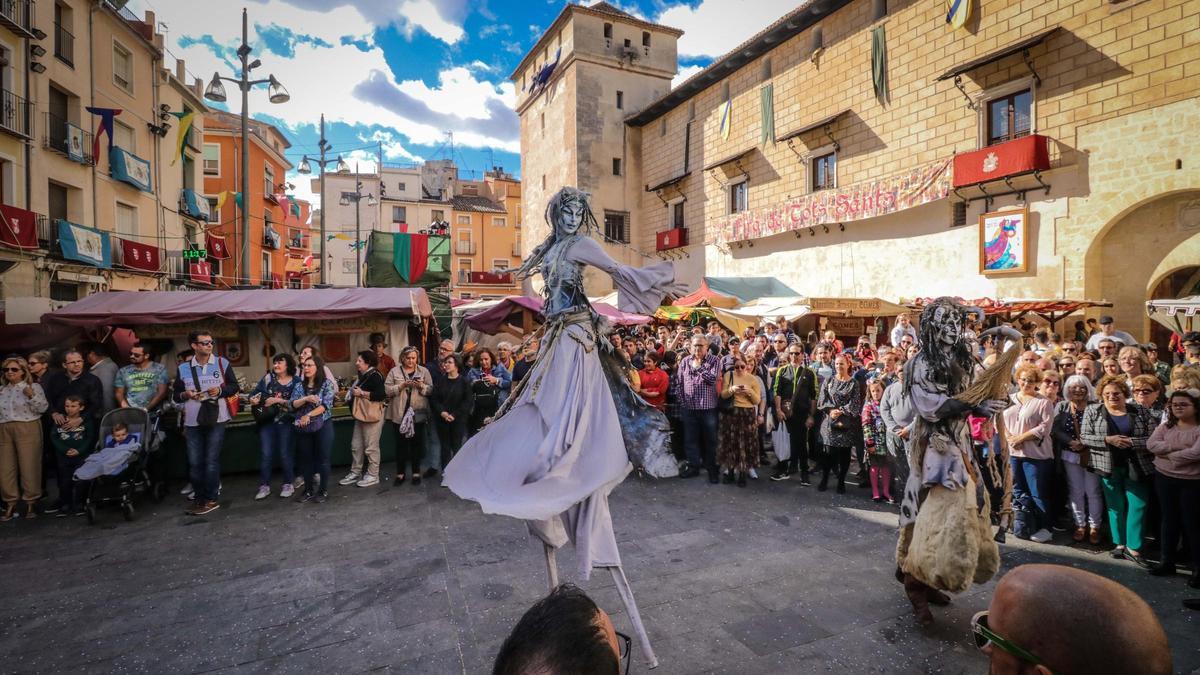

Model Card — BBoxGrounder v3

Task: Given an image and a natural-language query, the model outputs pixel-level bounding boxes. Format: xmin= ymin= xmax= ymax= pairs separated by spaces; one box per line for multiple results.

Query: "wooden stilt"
xmin=543 ymin=543 xmax=559 ymax=592
xmin=607 ymin=565 xmax=658 ymax=669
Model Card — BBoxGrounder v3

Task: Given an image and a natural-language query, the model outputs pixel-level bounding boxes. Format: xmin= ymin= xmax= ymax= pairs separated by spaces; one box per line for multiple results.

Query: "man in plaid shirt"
xmin=677 ymin=335 xmax=721 ymax=482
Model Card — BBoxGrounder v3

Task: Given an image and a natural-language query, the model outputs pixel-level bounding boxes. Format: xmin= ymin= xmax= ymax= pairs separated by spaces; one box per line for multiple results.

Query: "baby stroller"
xmin=77 ymin=407 xmax=166 ymax=524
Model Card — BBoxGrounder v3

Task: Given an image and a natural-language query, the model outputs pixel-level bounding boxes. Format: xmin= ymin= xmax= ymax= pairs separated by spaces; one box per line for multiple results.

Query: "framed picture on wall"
xmin=979 ymin=207 xmax=1029 ymax=275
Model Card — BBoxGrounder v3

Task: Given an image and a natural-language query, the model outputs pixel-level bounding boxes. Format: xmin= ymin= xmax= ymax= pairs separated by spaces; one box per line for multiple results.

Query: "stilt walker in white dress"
xmin=444 ymin=187 xmax=681 ymax=668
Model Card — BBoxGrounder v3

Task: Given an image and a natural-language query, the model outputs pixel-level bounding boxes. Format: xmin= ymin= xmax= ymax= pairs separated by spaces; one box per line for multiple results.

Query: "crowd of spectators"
xmin=2 ymin=314 xmax=1200 ymax=603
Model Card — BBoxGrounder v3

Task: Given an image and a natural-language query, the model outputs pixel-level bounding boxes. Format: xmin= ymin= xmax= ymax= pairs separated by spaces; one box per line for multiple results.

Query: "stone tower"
xmin=511 ymin=2 xmax=681 ymax=291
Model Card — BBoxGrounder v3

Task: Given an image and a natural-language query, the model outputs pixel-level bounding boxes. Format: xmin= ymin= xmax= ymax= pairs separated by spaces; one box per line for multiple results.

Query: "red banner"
xmin=720 ymin=159 xmax=952 ymax=243
xmin=207 ymin=234 xmax=230 ymax=259
xmin=656 ymin=227 xmax=687 ymax=251
xmin=119 ymin=238 xmax=160 ymax=272
xmin=953 ymin=135 xmax=1049 ymax=188
xmin=189 ymin=261 xmax=212 ymax=284
xmin=0 ymin=204 xmax=39 ymax=250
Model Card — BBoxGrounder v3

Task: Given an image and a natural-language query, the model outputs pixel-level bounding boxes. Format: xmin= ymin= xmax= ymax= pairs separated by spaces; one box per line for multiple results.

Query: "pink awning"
xmin=45 ymin=288 xmax=434 ymax=327
xmin=465 ymin=296 xmax=651 ymax=334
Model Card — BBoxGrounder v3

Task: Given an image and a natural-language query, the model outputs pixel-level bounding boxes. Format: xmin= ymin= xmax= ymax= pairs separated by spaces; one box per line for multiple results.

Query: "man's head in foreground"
xmin=493 ymin=584 xmax=624 ymax=675
xmin=978 ymin=564 xmax=1171 ymax=675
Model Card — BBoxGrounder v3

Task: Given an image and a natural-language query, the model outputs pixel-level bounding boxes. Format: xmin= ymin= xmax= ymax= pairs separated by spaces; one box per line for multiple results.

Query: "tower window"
xmin=604 ymin=23 xmax=612 ymax=39
xmin=612 ymin=158 xmax=622 ymax=176
xmin=642 ymin=31 xmax=650 ymax=47
xmin=616 ymin=91 xmax=624 ymax=109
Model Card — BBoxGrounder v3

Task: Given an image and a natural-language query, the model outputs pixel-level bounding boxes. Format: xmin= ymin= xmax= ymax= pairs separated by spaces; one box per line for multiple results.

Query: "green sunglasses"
xmin=971 ymin=611 xmax=1047 ymax=669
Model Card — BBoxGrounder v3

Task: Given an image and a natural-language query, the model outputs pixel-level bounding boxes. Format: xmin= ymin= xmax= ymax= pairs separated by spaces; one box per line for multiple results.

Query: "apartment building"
xmin=517 ymin=0 xmax=1200 ymax=342
xmin=452 ymin=169 xmax=522 ymax=300
xmin=0 ymin=1 xmax=212 ymax=322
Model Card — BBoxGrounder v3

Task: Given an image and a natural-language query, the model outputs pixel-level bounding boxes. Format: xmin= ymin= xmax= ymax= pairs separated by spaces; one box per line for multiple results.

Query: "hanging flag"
xmin=872 ymin=25 xmax=888 ymax=101
xmin=426 ymin=235 xmax=449 ymax=274
xmin=119 ymin=238 xmax=161 ymax=273
xmin=169 ymin=111 xmax=196 ymax=165
xmin=57 ymin=220 xmax=111 ymax=268
xmin=718 ymin=97 xmax=732 ymax=140
xmin=207 ymin=234 xmax=230 ymax=259
xmin=189 ymin=261 xmax=213 ymax=285
xmin=110 ymin=147 xmax=153 ymax=192
xmin=234 ymin=192 xmax=243 ymax=209
xmin=760 ymin=84 xmax=774 ymax=144
xmin=526 ymin=47 xmax=562 ymax=95
xmin=0 ymin=204 xmax=39 ymax=250
xmin=392 ymin=232 xmax=431 ymax=283
xmin=85 ymin=107 xmax=122 ymax=163
xmin=216 ymin=191 xmax=229 ymax=211
xmin=946 ymin=0 xmax=971 ymax=30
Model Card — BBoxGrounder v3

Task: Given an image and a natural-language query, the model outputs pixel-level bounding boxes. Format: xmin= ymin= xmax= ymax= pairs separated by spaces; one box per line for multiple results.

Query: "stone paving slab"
xmin=2 ymin=470 xmax=1198 ymax=673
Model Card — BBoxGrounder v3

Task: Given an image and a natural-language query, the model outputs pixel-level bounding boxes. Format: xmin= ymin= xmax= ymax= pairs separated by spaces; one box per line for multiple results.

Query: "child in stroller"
xmin=74 ymin=407 xmax=165 ymax=523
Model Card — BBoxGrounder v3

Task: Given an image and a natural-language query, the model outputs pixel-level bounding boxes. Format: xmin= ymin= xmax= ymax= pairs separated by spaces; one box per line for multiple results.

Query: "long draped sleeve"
xmin=567 ymin=236 xmax=679 ymax=315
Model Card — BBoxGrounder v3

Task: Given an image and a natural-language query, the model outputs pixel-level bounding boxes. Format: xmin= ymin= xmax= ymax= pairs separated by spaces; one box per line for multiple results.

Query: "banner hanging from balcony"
xmin=392 ymin=233 xmax=430 ymax=283
xmin=119 ymin=239 xmax=160 ymax=273
xmin=0 ymin=204 xmax=39 ymax=250
xmin=57 ymin=219 xmax=111 ymax=268
xmin=180 ymin=189 xmax=211 ymax=221
xmin=66 ymin=124 xmax=86 ymax=163
xmin=110 ymin=147 xmax=153 ymax=192
xmin=719 ymin=158 xmax=953 ymax=243
xmin=207 ymin=234 xmax=230 ymax=259
xmin=189 ymin=261 xmax=212 ymax=285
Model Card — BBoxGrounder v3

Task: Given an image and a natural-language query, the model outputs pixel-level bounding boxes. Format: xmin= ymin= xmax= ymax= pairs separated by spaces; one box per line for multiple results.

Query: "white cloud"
xmin=149 ymin=0 xmax=517 ymax=156
xmin=672 ymin=64 xmax=705 ymax=89
xmin=656 ymin=0 xmax=790 ymax=60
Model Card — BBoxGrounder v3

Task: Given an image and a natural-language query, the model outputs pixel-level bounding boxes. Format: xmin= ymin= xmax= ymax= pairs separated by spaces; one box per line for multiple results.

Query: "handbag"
xmin=294 ymin=383 xmax=327 ymax=434
xmin=191 ymin=363 xmax=221 ymax=427
xmin=251 ymin=374 xmax=279 ymax=425
xmin=351 ymin=372 xmax=385 ymax=423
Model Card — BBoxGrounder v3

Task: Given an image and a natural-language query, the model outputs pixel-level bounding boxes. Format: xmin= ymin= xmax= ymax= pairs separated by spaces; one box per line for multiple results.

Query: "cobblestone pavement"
xmin=2 ymin=469 xmax=1197 ymax=673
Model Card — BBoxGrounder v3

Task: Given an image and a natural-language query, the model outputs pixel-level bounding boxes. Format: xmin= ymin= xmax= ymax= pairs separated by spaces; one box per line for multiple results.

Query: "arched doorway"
xmin=1148 ymin=265 xmax=1200 ymax=353
xmin=1086 ymin=191 xmax=1200 ymax=341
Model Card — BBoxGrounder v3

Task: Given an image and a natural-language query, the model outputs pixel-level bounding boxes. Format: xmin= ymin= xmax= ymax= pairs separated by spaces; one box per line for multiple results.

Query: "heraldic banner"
xmin=719 ymin=158 xmax=953 ymax=243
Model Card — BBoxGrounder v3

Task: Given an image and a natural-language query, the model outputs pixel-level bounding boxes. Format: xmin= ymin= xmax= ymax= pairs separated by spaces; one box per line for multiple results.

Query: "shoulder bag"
xmin=352 ymin=372 xmax=385 ymax=423
xmin=718 ymin=372 xmax=735 ymax=415
xmin=294 ymin=382 xmax=328 ymax=434
xmin=250 ymin=374 xmax=278 ymax=425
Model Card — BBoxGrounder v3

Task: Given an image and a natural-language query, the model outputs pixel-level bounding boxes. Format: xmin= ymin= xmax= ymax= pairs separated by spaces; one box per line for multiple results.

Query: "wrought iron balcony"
xmin=54 ymin=21 xmax=73 ymax=65
xmin=0 ymin=88 xmax=31 ymax=139
xmin=44 ymin=113 xmax=93 ymax=164
xmin=0 ymin=0 xmax=34 ymax=39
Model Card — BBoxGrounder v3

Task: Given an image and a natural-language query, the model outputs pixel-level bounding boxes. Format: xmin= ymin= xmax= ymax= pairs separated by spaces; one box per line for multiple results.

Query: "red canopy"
xmin=465 ymin=296 xmax=651 ymax=334
xmin=45 ymin=288 xmax=434 ymax=327
xmin=672 ymin=279 xmax=740 ymax=308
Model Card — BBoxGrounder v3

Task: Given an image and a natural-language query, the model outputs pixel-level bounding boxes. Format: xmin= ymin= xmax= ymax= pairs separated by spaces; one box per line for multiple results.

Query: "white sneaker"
xmin=293 ymin=477 xmax=305 ymax=490
xmin=280 ymin=484 xmax=295 ymax=498
xmin=355 ymin=475 xmax=379 ymax=488
xmin=180 ymin=482 xmax=193 ymax=496
xmin=338 ymin=472 xmax=362 ymax=486
xmin=314 ymin=474 xmax=321 ymax=487
xmin=748 ymin=468 xmax=759 ymax=479
xmin=1030 ymin=529 xmax=1053 ymax=544
xmin=254 ymin=485 xmax=270 ymax=500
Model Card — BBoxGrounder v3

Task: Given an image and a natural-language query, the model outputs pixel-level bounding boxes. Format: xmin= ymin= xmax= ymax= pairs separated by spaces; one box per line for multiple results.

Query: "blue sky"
xmin=132 ymin=0 xmax=790 ymax=207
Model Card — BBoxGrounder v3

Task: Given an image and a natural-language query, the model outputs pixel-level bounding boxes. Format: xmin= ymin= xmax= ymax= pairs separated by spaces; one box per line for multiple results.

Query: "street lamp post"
xmin=339 ymin=164 xmax=376 ymax=287
xmin=203 ymin=8 xmax=289 ymax=287
xmin=297 ymin=113 xmax=349 ymax=285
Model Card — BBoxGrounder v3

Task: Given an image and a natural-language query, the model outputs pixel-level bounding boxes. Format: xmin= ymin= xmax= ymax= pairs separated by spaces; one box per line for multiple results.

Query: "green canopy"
xmin=366 ymin=232 xmax=452 ymax=335
xmin=702 ymin=276 xmax=799 ymax=302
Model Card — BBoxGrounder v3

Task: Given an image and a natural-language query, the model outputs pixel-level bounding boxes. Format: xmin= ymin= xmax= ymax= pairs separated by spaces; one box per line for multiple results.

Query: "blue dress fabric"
xmin=444 ymin=235 xmax=677 ymax=578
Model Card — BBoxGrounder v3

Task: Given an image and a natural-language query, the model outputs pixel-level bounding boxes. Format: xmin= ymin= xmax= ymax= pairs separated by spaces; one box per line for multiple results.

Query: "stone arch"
xmin=1085 ymin=191 xmax=1200 ymax=340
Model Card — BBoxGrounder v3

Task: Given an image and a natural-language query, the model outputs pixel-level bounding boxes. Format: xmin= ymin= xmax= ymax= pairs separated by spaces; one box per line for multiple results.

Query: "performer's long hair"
xmin=903 ymin=297 xmax=976 ymax=397
xmin=511 ymin=187 xmax=599 ymax=283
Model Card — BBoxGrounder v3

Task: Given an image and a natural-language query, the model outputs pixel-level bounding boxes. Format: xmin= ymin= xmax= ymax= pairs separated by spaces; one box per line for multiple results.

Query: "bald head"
xmin=987 ymin=564 xmax=1171 ymax=675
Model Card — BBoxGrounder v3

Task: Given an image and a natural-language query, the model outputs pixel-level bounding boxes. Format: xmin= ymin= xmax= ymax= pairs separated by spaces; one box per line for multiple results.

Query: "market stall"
xmin=907 ymin=297 xmax=1112 ymax=329
xmin=463 ymin=295 xmax=652 ymax=336
xmin=1146 ymin=295 xmax=1199 ymax=333
xmin=45 ymin=288 xmax=435 ymax=478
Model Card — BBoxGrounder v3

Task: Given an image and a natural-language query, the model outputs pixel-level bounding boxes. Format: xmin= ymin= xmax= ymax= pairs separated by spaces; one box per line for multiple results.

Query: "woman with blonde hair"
xmin=0 ymin=357 xmax=49 ymax=520
xmin=1118 ymin=345 xmax=1152 ymax=383
xmin=1003 ymin=365 xmax=1057 ymax=543
xmin=1081 ymin=375 xmax=1159 ymax=566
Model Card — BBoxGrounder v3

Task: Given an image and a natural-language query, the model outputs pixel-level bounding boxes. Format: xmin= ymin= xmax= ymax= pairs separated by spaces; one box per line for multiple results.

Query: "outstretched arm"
xmin=566 ymin=237 xmax=683 ymax=315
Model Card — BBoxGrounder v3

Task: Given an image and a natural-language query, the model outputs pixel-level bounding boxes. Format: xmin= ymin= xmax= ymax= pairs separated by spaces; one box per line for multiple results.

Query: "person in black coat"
xmin=431 ymin=354 xmax=472 ymax=473
xmin=42 ymin=349 xmax=104 ymax=424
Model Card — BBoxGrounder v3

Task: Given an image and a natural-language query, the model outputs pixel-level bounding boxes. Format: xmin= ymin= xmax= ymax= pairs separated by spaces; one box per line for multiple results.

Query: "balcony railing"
xmin=179 ymin=188 xmax=212 ymax=221
xmin=0 ymin=0 xmax=34 ymax=39
xmin=286 ymin=232 xmax=309 ymax=250
xmin=455 ymin=240 xmax=476 ymax=255
xmin=44 ymin=113 xmax=93 ymax=164
xmin=457 ymin=270 xmax=513 ymax=285
xmin=0 ymin=88 xmax=31 ymax=139
xmin=184 ymin=123 xmax=200 ymax=152
xmin=54 ymin=21 xmax=74 ymax=65
xmin=36 ymin=214 xmax=63 ymax=258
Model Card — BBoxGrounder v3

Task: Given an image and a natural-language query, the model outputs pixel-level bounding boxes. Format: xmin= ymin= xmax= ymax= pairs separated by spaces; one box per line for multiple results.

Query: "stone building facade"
xmin=516 ymin=0 xmax=1200 ymax=342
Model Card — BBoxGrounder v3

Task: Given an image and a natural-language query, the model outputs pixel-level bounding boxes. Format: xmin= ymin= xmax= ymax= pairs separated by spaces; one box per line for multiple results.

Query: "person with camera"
xmin=172 ymin=331 xmax=239 ymax=516
xmin=248 ymin=353 xmax=297 ymax=500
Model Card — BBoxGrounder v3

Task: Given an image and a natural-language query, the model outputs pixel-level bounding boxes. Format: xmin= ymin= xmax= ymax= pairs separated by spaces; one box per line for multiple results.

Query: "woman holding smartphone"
xmin=716 ymin=352 xmax=762 ymax=487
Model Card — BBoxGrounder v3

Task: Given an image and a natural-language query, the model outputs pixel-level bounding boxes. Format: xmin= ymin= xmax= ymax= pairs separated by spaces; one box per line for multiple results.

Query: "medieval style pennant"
xmin=718 ymin=97 xmax=732 ymax=140
xmin=946 ymin=0 xmax=972 ymax=30
xmin=0 ymin=204 xmax=39 ymax=250
xmin=207 ymin=234 xmax=230 ymax=259
xmin=119 ymin=238 xmax=161 ymax=272
xmin=169 ymin=110 xmax=196 ymax=166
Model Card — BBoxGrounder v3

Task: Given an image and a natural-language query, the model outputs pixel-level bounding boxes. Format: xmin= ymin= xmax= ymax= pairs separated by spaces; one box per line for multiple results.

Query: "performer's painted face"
xmin=931 ymin=305 xmax=961 ymax=347
xmin=559 ymin=199 xmax=584 ymax=235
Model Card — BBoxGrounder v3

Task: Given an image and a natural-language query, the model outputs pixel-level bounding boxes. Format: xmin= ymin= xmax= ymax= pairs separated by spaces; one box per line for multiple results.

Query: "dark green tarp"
xmin=365 ymin=232 xmax=452 ymax=336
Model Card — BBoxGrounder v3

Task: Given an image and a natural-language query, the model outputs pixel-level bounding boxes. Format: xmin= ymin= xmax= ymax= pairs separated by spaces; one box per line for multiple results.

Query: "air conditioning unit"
xmin=621 ymin=45 xmax=638 ymax=60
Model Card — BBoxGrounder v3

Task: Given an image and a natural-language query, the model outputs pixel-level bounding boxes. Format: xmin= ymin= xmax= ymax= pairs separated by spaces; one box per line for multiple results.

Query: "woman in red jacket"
xmin=637 ymin=351 xmax=669 ymax=411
